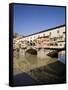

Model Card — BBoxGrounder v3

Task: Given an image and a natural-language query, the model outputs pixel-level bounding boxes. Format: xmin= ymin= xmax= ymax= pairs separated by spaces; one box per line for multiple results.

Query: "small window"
xmin=54 ymin=37 xmax=57 ymax=41
xmin=57 ymin=30 xmax=59 ymax=33
xmin=30 ymin=37 xmax=32 ymax=39
xmin=19 ymin=44 xmax=21 ymax=48
xmin=49 ymin=32 xmax=51 ymax=35
xmin=43 ymin=34 xmax=45 ymax=36
xmin=60 ymin=44 xmax=62 ymax=46
xmin=55 ymin=43 xmax=58 ymax=46
xmin=38 ymin=35 xmax=40 ymax=38
xmin=34 ymin=36 xmax=35 ymax=38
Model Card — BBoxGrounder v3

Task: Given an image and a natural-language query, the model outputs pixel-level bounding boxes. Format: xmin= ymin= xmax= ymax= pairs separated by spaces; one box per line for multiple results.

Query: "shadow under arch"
xmin=25 ymin=48 xmax=37 ymax=64
xmin=25 ymin=48 xmax=37 ymax=55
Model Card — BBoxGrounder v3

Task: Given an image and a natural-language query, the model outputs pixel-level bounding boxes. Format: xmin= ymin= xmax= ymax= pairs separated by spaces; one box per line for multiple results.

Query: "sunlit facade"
xmin=13 ymin=24 xmax=66 ymax=49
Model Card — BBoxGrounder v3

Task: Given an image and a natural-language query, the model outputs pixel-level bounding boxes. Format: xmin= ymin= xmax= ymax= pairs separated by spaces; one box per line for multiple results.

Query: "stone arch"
xmin=25 ymin=48 xmax=37 ymax=55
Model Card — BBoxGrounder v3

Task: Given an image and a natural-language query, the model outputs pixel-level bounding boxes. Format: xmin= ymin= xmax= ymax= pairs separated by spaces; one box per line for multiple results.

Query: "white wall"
xmin=22 ymin=26 xmax=65 ymax=41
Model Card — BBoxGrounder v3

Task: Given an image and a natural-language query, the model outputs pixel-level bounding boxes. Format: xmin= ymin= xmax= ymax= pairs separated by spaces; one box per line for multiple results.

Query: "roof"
xmin=24 ymin=24 xmax=66 ymax=37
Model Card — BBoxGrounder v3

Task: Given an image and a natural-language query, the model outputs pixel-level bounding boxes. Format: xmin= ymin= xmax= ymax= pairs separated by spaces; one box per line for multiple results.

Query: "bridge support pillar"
xmin=19 ymin=48 xmax=25 ymax=58
xmin=37 ymin=48 xmax=51 ymax=59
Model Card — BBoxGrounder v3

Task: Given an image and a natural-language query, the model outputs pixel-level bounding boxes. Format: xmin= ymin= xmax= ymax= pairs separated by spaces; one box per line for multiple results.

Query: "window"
xmin=30 ymin=37 xmax=32 ymax=39
xmin=60 ymin=44 xmax=62 ymax=46
xmin=34 ymin=36 xmax=35 ymax=38
xmin=49 ymin=32 xmax=51 ymax=35
xmin=38 ymin=35 xmax=40 ymax=38
xmin=54 ymin=37 xmax=57 ymax=41
xmin=19 ymin=44 xmax=21 ymax=48
xmin=43 ymin=34 xmax=45 ymax=36
xmin=57 ymin=30 xmax=59 ymax=33
xmin=55 ymin=42 xmax=58 ymax=46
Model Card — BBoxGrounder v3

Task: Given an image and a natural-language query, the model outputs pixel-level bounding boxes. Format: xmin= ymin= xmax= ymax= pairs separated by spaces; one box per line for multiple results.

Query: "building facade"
xmin=13 ymin=24 xmax=66 ymax=49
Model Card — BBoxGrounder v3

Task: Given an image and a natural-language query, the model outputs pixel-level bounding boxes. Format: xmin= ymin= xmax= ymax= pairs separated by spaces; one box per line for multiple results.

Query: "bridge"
xmin=14 ymin=45 xmax=65 ymax=59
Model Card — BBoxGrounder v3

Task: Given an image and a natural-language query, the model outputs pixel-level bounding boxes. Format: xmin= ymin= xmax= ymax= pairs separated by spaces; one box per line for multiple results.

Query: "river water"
xmin=58 ymin=56 xmax=65 ymax=64
xmin=13 ymin=51 xmax=65 ymax=73
xmin=13 ymin=51 xmax=66 ymax=85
